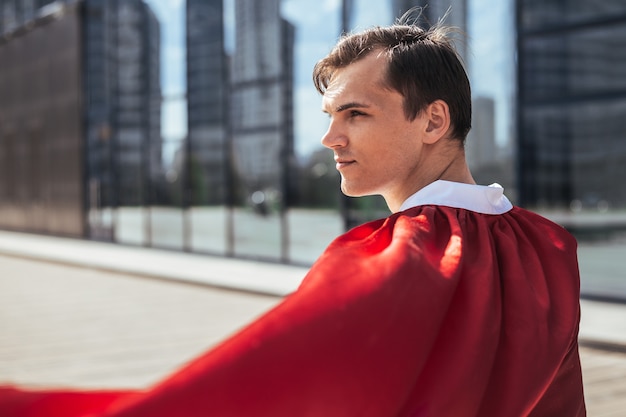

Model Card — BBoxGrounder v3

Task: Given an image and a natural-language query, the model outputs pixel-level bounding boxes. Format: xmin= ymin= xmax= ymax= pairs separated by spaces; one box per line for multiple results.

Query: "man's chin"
xmin=340 ymin=183 xmax=375 ymax=198
xmin=340 ymin=183 xmax=358 ymax=197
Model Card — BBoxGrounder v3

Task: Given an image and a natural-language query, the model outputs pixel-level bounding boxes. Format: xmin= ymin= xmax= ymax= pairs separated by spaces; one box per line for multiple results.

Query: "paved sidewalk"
xmin=0 ymin=230 xmax=624 ymax=348
xmin=0 ymin=254 xmax=283 ymax=389
xmin=0 ymin=230 xmax=307 ymax=296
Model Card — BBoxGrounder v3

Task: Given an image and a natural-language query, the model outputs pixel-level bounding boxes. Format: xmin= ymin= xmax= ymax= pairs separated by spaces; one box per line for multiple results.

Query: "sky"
xmin=142 ymin=0 xmax=186 ymax=161
xmin=468 ymin=0 xmax=515 ymax=148
xmin=142 ymin=0 xmax=515 ymax=162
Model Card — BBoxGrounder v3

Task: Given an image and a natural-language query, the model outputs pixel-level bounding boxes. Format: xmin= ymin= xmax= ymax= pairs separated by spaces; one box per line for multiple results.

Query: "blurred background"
xmin=0 ymin=0 xmax=624 ymax=298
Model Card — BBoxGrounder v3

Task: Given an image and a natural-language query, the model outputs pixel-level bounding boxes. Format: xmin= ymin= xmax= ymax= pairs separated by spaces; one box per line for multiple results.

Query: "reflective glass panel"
xmin=227 ymin=0 xmax=287 ymax=261
xmin=281 ymin=0 xmax=344 ymax=263
xmin=521 ymin=0 xmax=626 ymax=31
xmin=144 ymin=0 xmax=186 ymax=250
xmin=518 ymin=2 xmax=626 ymax=299
xmin=185 ymin=0 xmax=231 ymax=255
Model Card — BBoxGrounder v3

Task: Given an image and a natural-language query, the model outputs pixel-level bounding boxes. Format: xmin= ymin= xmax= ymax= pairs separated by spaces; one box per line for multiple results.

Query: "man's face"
xmin=321 ymin=51 xmax=429 ymax=209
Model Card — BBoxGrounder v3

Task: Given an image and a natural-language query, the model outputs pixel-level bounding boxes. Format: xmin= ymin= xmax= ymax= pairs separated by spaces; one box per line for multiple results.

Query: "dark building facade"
xmin=185 ymin=0 xmax=229 ymax=207
xmin=83 ymin=0 xmax=161 ymax=239
xmin=0 ymin=0 xmax=161 ymax=239
xmin=0 ymin=1 xmax=85 ymax=236
xmin=517 ymin=0 xmax=626 ymax=210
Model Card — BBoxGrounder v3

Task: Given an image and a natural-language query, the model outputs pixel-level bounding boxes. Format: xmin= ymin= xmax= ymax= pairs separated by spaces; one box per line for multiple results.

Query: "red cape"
xmin=0 ymin=205 xmax=586 ymax=416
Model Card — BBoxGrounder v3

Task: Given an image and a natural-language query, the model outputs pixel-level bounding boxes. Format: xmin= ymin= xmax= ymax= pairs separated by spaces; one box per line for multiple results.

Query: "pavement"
xmin=0 ymin=253 xmax=284 ymax=389
xmin=0 ymin=229 xmax=625 ymax=349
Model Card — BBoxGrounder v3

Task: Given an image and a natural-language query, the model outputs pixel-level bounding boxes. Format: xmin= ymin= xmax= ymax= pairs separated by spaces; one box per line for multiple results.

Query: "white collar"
xmin=398 ymin=180 xmax=513 ymax=214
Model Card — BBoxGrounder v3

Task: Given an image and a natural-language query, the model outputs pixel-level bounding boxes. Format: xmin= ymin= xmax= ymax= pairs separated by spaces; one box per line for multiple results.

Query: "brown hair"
xmin=313 ymin=21 xmax=471 ymax=142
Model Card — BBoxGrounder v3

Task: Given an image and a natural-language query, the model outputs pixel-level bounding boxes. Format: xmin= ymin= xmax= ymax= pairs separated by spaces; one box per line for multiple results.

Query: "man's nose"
xmin=321 ymin=121 xmax=347 ymax=149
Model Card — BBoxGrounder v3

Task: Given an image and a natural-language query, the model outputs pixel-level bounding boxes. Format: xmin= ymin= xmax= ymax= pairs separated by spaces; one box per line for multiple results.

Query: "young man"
xmin=0 ymin=22 xmax=585 ymax=417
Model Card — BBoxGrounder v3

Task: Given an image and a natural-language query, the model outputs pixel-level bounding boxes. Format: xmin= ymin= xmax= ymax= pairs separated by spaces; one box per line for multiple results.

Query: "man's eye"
xmin=349 ymin=110 xmax=364 ymax=117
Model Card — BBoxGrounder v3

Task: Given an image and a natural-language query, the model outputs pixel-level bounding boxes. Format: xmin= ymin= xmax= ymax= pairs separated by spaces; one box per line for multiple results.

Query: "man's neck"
xmin=385 ymin=150 xmax=475 ymax=213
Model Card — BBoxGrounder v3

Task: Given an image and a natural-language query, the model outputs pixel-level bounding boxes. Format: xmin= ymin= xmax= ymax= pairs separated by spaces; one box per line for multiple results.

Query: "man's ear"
xmin=423 ymin=100 xmax=451 ymax=144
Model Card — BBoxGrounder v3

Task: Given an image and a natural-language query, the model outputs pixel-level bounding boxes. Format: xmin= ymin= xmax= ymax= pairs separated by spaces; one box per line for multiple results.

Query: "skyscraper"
xmin=517 ymin=1 xmax=626 ymax=209
xmin=230 ymin=0 xmax=294 ymax=206
xmin=83 ymin=0 xmax=161 ymax=212
xmin=186 ymin=0 xmax=229 ymax=206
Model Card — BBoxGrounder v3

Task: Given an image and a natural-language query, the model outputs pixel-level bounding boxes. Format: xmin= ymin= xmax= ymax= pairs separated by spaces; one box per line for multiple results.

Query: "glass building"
xmin=4 ymin=0 xmax=623 ymax=297
xmin=517 ymin=0 xmax=626 ymax=299
xmin=185 ymin=0 xmax=230 ymax=254
xmin=517 ymin=0 xmax=626 ymax=211
xmin=83 ymin=0 xmax=162 ymax=244
xmin=0 ymin=0 xmax=496 ymax=268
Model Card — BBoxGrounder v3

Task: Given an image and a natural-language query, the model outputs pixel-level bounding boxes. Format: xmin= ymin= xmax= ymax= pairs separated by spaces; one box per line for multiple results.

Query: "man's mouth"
xmin=335 ymin=158 xmax=355 ymax=170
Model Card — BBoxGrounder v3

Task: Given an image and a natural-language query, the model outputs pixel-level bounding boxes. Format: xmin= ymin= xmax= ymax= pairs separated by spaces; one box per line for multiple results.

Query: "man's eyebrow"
xmin=337 ymin=102 xmax=370 ymax=112
xmin=322 ymin=102 xmax=371 ymax=114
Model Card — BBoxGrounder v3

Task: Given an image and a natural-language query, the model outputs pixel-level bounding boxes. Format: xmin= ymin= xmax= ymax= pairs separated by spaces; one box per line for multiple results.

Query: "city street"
xmin=0 ymin=252 xmax=625 ymax=415
xmin=2 ymin=1 xmax=626 ymax=414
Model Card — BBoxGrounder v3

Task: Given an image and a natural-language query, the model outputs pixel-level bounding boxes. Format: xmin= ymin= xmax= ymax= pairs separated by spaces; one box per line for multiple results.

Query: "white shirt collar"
xmin=398 ymin=180 xmax=513 ymax=214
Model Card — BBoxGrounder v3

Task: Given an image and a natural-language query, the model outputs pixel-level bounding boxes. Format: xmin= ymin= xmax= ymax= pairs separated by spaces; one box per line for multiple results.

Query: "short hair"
xmin=312 ymin=18 xmax=471 ymax=142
